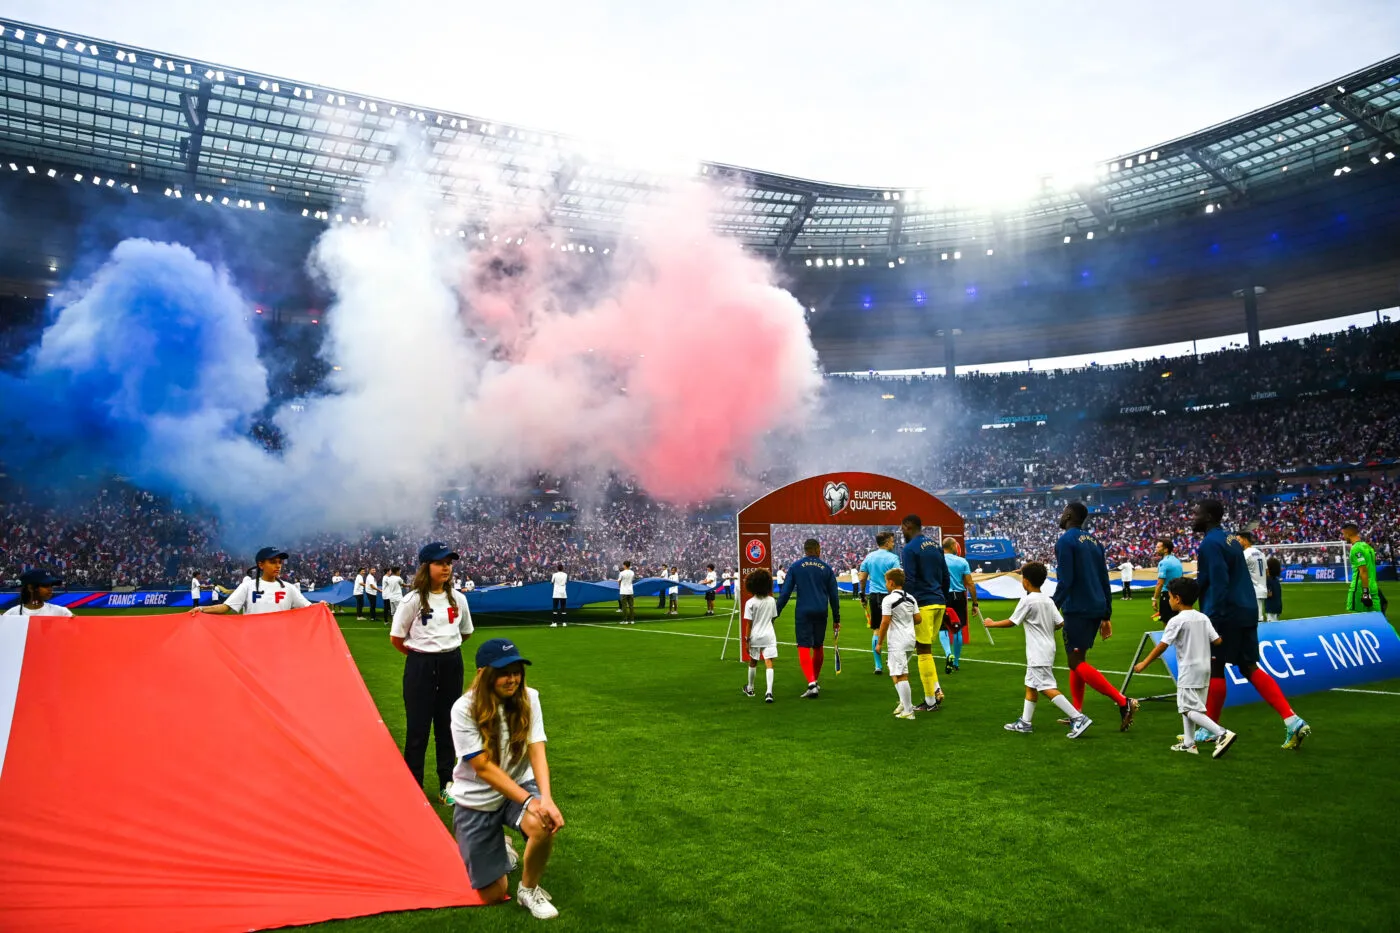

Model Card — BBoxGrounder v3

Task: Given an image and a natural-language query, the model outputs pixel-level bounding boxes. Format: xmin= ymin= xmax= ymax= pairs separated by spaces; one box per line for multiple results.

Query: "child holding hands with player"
xmin=876 ymin=567 xmax=920 ymax=719
xmin=1133 ymin=577 xmax=1238 ymax=757
xmin=984 ymin=562 xmax=1093 ymax=738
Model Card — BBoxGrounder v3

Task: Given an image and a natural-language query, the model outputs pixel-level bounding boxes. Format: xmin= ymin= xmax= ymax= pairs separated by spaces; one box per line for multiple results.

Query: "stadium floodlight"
xmin=36 ymin=33 xmax=46 ymax=44
xmin=130 ymin=185 xmax=138 ymax=194
xmin=1063 ymin=235 xmax=1071 ymax=244
xmin=174 ymin=189 xmax=181 ymax=198
xmin=953 ymin=251 xmax=961 ymax=259
xmin=1086 ymin=231 xmax=1095 ymax=240
xmin=165 ymin=188 xmax=173 ymax=196
xmin=857 ymin=258 xmax=865 ymax=266
xmin=57 ymin=38 xmax=67 ymax=49
xmin=1205 ymin=204 xmax=1215 ymax=214
xmin=302 ymin=208 xmax=309 ymax=216
xmin=941 ymin=252 xmax=948 ymax=260
xmin=205 ymin=69 xmax=214 ymax=79
xmin=815 ymin=258 xmax=825 ymax=267
xmin=986 ymin=248 xmax=994 ymax=256
xmin=887 ymin=261 xmax=894 ymax=268
xmin=13 ymin=29 xmax=24 ymax=40
xmin=90 ymin=44 xmax=98 ymax=55
xmin=73 ymin=41 xmax=84 ymax=51
xmin=220 ymin=196 xmax=229 ymax=205
xmin=237 ymin=76 xmax=244 ymax=86
xmin=216 ymin=71 xmax=225 ymax=81
xmin=185 ymin=64 xmax=193 ymax=74
xmin=258 ymin=202 xmax=265 ymax=211
xmin=898 ymin=256 xmax=906 ymax=264
xmin=1150 ymin=151 xmax=1159 ymax=160
xmin=91 ymin=176 xmax=100 ymax=184
xmin=1371 ymin=155 xmax=1381 ymax=165
xmin=270 ymin=82 xmax=279 ymax=92
xmin=74 ymin=174 xmax=83 ymax=182
xmin=106 ymin=178 xmax=115 ymax=187
xmin=1388 ymin=152 xmax=1396 ymax=160
xmin=260 ymin=80 xmax=269 ymax=90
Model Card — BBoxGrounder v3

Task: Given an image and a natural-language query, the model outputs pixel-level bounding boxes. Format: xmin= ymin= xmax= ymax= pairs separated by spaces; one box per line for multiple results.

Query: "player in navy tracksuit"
xmin=1193 ymin=500 xmax=1312 ymax=749
xmin=775 ymin=537 xmax=842 ymax=698
xmin=1052 ymin=502 xmax=1139 ymax=730
xmin=900 ymin=514 xmax=952 ymax=710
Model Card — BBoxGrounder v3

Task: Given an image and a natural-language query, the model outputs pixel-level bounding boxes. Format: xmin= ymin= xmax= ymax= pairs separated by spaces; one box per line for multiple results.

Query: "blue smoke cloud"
xmin=2 ymin=239 xmax=274 ymax=529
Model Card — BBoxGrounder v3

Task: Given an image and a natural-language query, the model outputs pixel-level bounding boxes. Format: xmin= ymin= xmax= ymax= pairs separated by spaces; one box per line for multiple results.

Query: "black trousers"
xmin=367 ymin=593 xmax=379 ymax=620
xmin=553 ymin=597 xmax=567 ymax=613
xmin=402 ymin=648 xmax=465 ymax=791
xmin=355 ymin=594 xmax=365 ymax=616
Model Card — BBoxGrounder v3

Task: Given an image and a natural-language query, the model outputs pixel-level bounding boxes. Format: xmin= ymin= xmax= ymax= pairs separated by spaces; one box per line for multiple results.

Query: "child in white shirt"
xmin=741 ymin=569 xmax=779 ymax=703
xmin=985 ymin=562 xmax=1092 ymax=738
xmin=876 ymin=568 xmax=919 ymax=719
xmin=1134 ymin=577 xmax=1238 ymax=758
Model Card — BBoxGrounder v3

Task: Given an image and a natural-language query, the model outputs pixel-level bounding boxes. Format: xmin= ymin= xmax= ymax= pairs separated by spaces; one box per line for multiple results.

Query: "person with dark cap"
xmin=3 ymin=569 xmax=73 ymax=617
xmin=196 ymin=547 xmax=310 ymax=615
xmin=445 ymin=637 xmax=564 ymax=919
xmin=775 ymin=538 xmax=841 ymax=699
xmin=391 ymin=541 xmax=475 ymax=803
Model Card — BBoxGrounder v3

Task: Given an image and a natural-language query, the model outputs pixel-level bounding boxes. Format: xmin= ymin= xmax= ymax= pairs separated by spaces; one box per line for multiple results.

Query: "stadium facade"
xmin=2 ymin=17 xmax=1399 ymax=369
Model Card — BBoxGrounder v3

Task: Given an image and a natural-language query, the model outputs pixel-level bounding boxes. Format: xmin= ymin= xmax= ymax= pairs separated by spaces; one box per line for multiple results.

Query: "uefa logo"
xmin=822 ymin=481 xmax=850 ymax=516
xmin=745 ymin=539 xmax=767 ymax=563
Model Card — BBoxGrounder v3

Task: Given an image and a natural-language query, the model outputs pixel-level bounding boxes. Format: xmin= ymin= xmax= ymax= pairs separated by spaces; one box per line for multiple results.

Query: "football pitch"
xmin=97 ymin=585 xmax=1400 ymax=931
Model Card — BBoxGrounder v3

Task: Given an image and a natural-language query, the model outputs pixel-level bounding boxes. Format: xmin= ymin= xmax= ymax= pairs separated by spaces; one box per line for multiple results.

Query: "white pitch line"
xmin=1329 ymin=687 xmax=1400 ymax=697
xmin=572 ymin=622 xmax=1178 ymax=680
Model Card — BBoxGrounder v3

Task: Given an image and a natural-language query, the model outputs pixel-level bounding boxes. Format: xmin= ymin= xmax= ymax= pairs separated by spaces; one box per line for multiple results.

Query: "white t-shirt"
xmin=332 ymin=574 xmax=344 ymax=584
xmin=703 ymin=570 xmax=717 ymax=589
xmin=450 ymin=686 xmax=547 ymax=811
xmin=223 ymin=578 xmax=312 ymax=614
xmin=353 ymin=574 xmax=365 ymax=596
xmin=1161 ymin=609 xmax=1220 ymax=689
xmin=463 ymin=580 xmax=476 ymax=592
xmin=881 ymin=590 xmax=918 ymax=646
xmin=551 ymin=571 xmax=568 ymax=599
xmin=1010 ymin=591 xmax=1063 ymax=668
xmin=1119 ymin=562 xmax=1134 ymax=581
xmin=390 ymin=589 xmax=473 ymax=652
xmin=744 ymin=595 xmax=778 ymax=647
xmin=1243 ymin=547 xmax=1268 ymax=598
xmin=775 ymin=569 xmax=786 ymax=585
xmin=190 ymin=577 xmax=201 ymax=600
xmin=3 ymin=602 xmax=74 ymax=617
xmin=618 ymin=569 xmax=635 ymax=596
xmin=365 ymin=574 xmax=379 ymax=596
xmin=668 ymin=572 xmax=679 ymax=596
xmin=382 ymin=574 xmax=404 ymax=601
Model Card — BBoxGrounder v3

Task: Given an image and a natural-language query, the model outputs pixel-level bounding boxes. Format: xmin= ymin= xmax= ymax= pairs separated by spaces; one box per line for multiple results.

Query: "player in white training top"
xmin=1238 ymin=530 xmax=1269 ymax=623
xmin=550 ymin=565 xmax=569 ymax=626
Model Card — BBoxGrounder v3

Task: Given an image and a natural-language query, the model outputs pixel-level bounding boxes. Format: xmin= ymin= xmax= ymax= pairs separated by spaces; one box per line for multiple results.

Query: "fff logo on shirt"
xmin=250 ymin=590 xmax=288 ymax=603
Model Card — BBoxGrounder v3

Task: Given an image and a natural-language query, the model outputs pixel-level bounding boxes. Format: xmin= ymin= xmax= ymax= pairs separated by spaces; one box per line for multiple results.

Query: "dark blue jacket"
xmin=1197 ymin=526 xmax=1257 ymax=622
xmin=1052 ymin=526 xmax=1112 ymax=620
xmin=901 ymin=534 xmax=951 ymax=606
xmin=775 ymin=556 xmax=841 ymax=623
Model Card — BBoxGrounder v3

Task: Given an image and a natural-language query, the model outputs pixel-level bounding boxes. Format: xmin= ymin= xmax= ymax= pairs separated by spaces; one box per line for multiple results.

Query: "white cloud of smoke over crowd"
xmin=1 ymin=158 xmax=822 ymax=543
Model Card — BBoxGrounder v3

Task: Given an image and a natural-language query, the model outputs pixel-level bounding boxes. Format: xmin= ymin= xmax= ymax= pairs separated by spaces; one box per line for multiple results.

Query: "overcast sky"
xmin=10 ymin=0 xmax=1400 ymax=190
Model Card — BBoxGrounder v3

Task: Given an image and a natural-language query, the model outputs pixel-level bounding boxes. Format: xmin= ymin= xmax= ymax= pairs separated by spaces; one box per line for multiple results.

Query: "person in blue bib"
xmin=775 ymin=538 xmax=841 ymax=699
xmin=941 ymin=537 xmax=975 ymax=674
xmin=1152 ymin=537 xmax=1184 ymax=624
xmin=858 ymin=531 xmax=901 ymax=675
xmin=1051 ymin=503 xmax=1139 ymax=730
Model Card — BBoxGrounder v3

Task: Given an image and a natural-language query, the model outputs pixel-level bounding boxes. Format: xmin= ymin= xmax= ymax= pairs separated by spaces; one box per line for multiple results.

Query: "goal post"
xmin=1256 ymin=541 xmax=1350 ymax=582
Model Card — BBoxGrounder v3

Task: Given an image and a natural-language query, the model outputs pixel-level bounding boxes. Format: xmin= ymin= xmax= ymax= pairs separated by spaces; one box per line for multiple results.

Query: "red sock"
xmin=1248 ymin=668 xmax=1295 ymax=720
xmin=1073 ymin=662 xmax=1127 ymax=705
xmin=1070 ymin=669 xmax=1085 ymax=711
xmin=813 ymin=646 xmax=825 ymax=681
xmin=1206 ymin=677 xmax=1227 ymax=722
xmin=798 ymin=647 xmax=815 ymax=684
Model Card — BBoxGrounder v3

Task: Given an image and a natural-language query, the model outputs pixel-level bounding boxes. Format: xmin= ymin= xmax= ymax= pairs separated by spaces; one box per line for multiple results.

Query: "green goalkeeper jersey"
xmin=1347 ymin=541 xmax=1378 ymax=610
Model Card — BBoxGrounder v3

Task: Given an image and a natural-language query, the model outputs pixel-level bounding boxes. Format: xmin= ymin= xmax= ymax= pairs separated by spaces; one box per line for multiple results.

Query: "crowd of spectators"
xmin=4 ymin=321 xmax=1398 ymax=590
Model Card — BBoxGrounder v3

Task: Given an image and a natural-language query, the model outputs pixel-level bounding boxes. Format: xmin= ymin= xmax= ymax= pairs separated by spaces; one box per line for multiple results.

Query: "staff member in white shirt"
xmin=1238 ymin=530 xmax=1269 ymax=622
xmin=391 ymin=542 xmax=475 ymax=802
xmin=353 ymin=568 xmax=367 ymax=620
xmin=703 ymin=564 xmax=719 ymax=616
xmin=382 ymin=565 xmax=405 ymax=622
xmin=3 ymin=569 xmax=74 ymax=617
xmin=550 ymin=565 xmax=568 ymax=626
xmin=190 ymin=573 xmax=203 ymax=609
xmin=1118 ymin=560 xmax=1134 ymax=601
xmin=618 ymin=561 xmax=636 ymax=624
xmin=668 ymin=567 xmax=680 ymax=616
xmin=366 ymin=567 xmax=381 ymax=623
xmin=196 ymin=547 xmax=311 ymax=615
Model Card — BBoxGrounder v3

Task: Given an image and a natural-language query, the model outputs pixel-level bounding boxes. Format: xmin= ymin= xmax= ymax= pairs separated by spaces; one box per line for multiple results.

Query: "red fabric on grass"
xmin=0 ymin=605 xmax=480 ymax=932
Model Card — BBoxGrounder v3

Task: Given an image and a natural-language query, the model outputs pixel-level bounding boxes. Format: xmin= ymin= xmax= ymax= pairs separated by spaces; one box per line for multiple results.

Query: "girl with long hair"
xmin=389 ymin=542 xmax=473 ymax=802
xmin=446 ymin=637 xmax=564 ymax=919
xmin=3 ymin=569 xmax=73 ymax=617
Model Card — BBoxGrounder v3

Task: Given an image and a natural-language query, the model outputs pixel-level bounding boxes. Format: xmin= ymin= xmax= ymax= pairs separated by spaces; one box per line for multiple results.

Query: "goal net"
xmin=1257 ymin=541 xmax=1350 ymax=582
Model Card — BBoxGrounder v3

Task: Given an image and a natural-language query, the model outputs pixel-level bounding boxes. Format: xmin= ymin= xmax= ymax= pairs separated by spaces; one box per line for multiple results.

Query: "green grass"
xmin=86 ymin=586 xmax=1400 ymax=931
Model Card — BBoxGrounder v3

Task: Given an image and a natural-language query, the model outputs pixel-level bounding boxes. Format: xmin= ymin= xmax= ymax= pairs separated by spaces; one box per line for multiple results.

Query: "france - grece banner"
xmin=1146 ymin=612 xmax=1400 ymax=707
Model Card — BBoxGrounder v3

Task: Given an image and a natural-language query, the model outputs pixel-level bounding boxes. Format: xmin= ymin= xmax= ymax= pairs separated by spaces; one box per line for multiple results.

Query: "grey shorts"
xmin=452 ymin=779 xmax=539 ymax=889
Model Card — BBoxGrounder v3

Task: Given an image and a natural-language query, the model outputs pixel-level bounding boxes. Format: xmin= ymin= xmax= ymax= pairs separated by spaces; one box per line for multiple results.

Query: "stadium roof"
xmin=3 ymin=16 xmax=1400 ymax=263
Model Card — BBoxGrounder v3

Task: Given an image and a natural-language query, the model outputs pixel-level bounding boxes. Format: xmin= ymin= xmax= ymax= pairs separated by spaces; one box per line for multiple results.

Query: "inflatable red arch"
xmin=735 ymin=472 xmax=965 ymax=596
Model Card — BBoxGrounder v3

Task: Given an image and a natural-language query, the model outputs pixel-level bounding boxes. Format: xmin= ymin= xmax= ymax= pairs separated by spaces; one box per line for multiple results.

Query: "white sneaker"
xmin=894 ymin=708 xmax=916 ymax=720
xmin=550 ymin=622 xmax=558 ymax=628
xmin=1067 ymin=715 xmax=1093 ymax=739
xmin=517 ymin=884 xmax=558 ymax=919
xmin=561 ymin=621 xmax=567 ymax=627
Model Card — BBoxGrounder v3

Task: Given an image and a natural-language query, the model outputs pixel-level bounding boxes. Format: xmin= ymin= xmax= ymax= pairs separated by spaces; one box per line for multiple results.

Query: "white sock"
xmin=896 ymin=680 xmax=914 ymax=714
xmin=1180 ymin=714 xmax=1197 ymax=747
xmin=1022 ymin=699 xmax=1037 ymax=723
xmin=765 ymin=668 xmax=774 ymax=694
xmin=747 ymin=666 xmax=756 ymax=689
xmin=1188 ymin=710 xmax=1225 ymax=736
xmin=1050 ymin=694 xmax=1078 ymax=719
xmin=1284 ymin=713 xmax=1301 ymax=728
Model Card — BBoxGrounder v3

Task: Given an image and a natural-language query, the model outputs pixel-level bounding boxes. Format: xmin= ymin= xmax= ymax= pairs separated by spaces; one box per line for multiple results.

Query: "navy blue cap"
xmin=20 ymin=569 xmax=63 ymax=587
xmin=475 ymin=637 xmax=531 ymax=670
xmin=255 ymin=547 xmax=290 ymax=563
xmin=418 ymin=542 xmax=460 ymax=564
